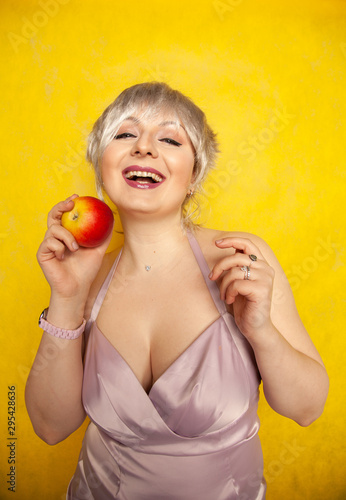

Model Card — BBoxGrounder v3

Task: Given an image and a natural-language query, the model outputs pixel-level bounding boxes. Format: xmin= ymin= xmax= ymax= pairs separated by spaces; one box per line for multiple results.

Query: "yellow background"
xmin=1 ymin=0 xmax=345 ymax=498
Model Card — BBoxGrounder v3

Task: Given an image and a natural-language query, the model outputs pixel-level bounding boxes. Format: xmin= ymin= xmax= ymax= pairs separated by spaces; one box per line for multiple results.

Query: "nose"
xmin=131 ymin=133 xmax=158 ymax=158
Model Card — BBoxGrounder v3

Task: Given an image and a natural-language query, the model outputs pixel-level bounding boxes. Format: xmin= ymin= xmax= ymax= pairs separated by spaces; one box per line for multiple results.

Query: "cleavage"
xmin=95 ymin=260 xmax=221 ymax=393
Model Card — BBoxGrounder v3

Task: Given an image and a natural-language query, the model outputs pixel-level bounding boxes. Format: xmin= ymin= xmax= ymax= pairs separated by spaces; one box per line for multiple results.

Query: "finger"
xmin=215 ymin=237 xmax=264 ymax=259
xmin=223 ymin=277 xmax=266 ymax=305
xmin=223 ymin=278 xmax=254 ymax=304
xmin=222 ymin=268 xmax=274 ymax=304
xmin=210 ymin=253 xmax=267 ymax=281
xmin=218 ymin=267 xmax=247 ymax=301
xmin=225 ymin=279 xmax=273 ymax=306
xmin=219 ymin=265 xmax=260 ymax=300
xmin=38 ymin=235 xmax=67 ymax=262
xmin=44 ymin=224 xmax=80 ymax=254
xmin=47 ymin=194 xmax=79 ymax=228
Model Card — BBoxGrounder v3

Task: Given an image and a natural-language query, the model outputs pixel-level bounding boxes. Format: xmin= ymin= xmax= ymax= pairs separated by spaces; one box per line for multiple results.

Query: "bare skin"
xmin=25 ymin=113 xmax=329 ymax=445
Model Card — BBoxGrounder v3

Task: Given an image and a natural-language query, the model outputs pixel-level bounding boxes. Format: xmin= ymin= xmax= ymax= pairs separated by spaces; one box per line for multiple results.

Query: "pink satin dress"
xmin=67 ymin=231 xmax=266 ymax=499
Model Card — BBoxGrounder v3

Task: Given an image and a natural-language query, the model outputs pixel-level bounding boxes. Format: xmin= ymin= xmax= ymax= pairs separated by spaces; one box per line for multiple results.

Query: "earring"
xmin=187 ymin=188 xmax=194 ymax=198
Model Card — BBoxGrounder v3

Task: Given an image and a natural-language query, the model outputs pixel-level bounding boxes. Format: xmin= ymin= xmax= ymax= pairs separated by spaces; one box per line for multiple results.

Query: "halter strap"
xmin=84 ymin=249 xmax=123 ymax=338
xmin=187 ymin=231 xmax=227 ymax=316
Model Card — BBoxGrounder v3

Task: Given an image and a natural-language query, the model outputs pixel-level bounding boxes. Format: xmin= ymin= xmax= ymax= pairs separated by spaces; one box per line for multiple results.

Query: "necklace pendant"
xmin=145 ymin=265 xmax=151 ymax=272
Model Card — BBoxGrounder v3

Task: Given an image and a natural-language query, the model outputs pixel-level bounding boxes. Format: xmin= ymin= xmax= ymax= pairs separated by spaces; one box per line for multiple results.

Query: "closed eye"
xmin=160 ymin=138 xmax=182 ymax=146
xmin=114 ymin=132 xmax=136 ymax=139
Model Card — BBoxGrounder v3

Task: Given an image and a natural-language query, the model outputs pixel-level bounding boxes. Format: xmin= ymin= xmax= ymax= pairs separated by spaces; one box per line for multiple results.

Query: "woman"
xmin=26 ymin=82 xmax=329 ymax=499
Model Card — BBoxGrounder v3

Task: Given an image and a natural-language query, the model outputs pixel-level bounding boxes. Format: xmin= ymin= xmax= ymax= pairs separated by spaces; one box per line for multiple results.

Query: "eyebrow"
xmin=158 ymin=120 xmax=181 ymax=128
xmin=121 ymin=116 xmax=140 ymax=125
xmin=122 ymin=116 xmax=184 ymax=130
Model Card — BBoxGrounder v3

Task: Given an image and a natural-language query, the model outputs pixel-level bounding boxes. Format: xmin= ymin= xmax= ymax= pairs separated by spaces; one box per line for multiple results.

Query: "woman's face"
xmin=101 ymin=111 xmax=195 ymax=221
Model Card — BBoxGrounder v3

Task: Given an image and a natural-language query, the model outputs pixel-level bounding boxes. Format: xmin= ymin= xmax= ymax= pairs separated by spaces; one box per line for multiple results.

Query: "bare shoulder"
xmin=84 ymin=246 xmax=122 ymax=320
xmin=193 ymin=226 xmax=281 ymax=271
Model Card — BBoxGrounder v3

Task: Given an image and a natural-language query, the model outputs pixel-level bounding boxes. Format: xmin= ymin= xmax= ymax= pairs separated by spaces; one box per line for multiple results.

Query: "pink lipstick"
xmin=122 ymin=165 xmax=166 ymax=190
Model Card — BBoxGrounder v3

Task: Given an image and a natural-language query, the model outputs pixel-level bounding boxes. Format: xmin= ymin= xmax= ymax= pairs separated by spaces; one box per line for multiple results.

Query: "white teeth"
xmin=125 ymin=170 xmax=163 ymax=183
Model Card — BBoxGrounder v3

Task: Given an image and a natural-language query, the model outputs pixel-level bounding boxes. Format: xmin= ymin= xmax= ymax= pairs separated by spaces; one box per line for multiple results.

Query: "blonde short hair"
xmin=87 ymin=82 xmax=219 ymax=227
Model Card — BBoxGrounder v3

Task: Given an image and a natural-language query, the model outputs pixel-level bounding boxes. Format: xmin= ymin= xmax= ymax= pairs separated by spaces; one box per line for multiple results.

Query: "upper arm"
xmin=245 ymin=232 xmax=326 ymax=367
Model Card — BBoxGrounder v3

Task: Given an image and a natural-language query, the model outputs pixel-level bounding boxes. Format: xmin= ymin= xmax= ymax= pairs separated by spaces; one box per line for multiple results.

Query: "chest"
xmin=96 ymin=256 xmax=221 ymax=392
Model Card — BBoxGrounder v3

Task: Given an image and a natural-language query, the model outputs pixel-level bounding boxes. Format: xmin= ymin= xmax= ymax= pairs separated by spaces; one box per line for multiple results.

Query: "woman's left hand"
xmin=209 ymin=237 xmax=275 ymax=342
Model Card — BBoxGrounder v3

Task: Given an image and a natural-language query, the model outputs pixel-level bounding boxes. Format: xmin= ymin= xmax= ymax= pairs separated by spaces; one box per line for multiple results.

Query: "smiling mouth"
xmin=124 ymin=170 xmax=164 ymax=184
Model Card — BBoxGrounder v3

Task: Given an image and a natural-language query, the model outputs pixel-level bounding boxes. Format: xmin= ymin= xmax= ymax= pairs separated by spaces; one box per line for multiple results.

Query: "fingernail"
xmin=215 ymin=239 xmax=224 ymax=244
xmin=64 ymin=194 xmax=77 ymax=203
xmin=209 ymin=271 xmax=213 ymax=279
xmin=72 ymin=242 xmax=79 ymax=250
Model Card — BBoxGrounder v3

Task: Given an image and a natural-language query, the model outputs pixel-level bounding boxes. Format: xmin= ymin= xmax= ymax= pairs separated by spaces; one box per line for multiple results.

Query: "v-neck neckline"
xmin=93 ymin=314 xmax=224 ymax=397
xmin=86 ymin=229 xmax=228 ymax=395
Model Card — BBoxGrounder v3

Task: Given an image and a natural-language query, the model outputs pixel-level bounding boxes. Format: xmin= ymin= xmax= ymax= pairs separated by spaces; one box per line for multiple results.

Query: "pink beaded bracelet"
xmin=38 ymin=308 xmax=86 ymax=340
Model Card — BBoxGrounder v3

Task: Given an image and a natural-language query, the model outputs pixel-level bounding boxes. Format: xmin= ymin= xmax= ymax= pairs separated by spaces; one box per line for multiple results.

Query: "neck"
xmin=118 ymin=212 xmax=191 ymax=274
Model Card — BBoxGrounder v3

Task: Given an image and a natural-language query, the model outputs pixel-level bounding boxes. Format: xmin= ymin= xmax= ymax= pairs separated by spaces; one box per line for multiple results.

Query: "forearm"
xmin=25 ymin=299 xmax=86 ymax=445
xmin=250 ymin=325 xmax=329 ymax=426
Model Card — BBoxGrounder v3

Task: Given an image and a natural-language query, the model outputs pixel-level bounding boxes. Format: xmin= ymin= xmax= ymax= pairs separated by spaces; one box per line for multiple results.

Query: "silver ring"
xmin=249 ymin=254 xmax=257 ymax=262
xmin=240 ymin=265 xmax=251 ymax=280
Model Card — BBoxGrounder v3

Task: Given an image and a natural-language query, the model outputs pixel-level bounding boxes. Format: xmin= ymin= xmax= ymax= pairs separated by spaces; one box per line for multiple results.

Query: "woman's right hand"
xmin=37 ymin=194 xmax=114 ymax=302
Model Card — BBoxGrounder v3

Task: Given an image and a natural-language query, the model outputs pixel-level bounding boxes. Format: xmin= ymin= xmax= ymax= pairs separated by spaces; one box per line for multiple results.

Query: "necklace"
xmin=135 ymin=240 xmax=184 ymax=273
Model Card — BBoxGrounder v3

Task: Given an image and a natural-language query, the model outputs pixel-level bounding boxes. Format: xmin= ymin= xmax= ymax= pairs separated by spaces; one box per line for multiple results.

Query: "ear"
xmin=190 ymin=167 xmax=197 ymax=185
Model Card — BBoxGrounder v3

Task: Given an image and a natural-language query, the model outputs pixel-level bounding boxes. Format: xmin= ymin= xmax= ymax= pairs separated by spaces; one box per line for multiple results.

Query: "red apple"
xmin=61 ymin=196 xmax=114 ymax=248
